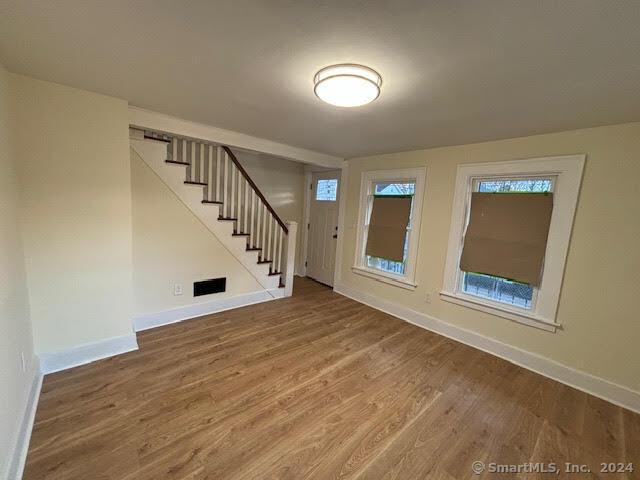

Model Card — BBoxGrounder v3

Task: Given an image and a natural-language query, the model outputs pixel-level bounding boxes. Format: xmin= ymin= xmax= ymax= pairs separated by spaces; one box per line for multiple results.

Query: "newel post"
xmin=283 ymin=221 xmax=298 ymax=297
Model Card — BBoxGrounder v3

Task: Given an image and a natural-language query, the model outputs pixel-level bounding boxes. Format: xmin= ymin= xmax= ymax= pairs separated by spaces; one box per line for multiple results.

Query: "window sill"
xmin=351 ymin=266 xmax=417 ymax=291
xmin=439 ymin=290 xmax=560 ymax=333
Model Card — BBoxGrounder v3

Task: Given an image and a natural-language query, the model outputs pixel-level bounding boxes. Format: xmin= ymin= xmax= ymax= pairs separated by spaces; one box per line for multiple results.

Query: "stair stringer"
xmin=131 ymin=139 xmax=282 ymax=294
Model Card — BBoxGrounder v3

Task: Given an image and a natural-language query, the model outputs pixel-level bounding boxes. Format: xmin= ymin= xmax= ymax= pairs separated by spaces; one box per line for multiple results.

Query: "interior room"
xmin=1 ymin=1 xmax=639 ymax=479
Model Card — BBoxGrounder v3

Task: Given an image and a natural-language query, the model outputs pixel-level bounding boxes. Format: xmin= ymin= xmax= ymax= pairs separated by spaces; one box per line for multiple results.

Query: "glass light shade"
xmin=314 ymin=64 xmax=382 ymax=107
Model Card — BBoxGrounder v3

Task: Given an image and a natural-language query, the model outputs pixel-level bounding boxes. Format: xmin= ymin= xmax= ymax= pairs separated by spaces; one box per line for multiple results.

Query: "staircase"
xmin=130 ymin=129 xmax=297 ymax=298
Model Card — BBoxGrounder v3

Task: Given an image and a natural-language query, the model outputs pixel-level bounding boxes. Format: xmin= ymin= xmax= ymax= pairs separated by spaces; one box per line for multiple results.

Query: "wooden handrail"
xmin=222 ymin=146 xmax=289 ymax=235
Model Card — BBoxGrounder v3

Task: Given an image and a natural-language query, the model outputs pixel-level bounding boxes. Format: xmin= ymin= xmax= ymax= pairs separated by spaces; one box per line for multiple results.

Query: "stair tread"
xmin=268 ymin=271 xmax=282 ymax=276
xmin=257 ymin=259 xmax=272 ymax=264
xmin=246 ymin=247 xmax=261 ymax=251
xmin=145 ymin=135 xmax=171 ymax=143
xmin=165 ymin=160 xmax=190 ymax=166
xmin=218 ymin=217 xmax=238 ymax=221
xmin=184 ymin=181 xmax=207 ymax=186
xmin=202 ymin=200 xmax=223 ymax=204
xmin=232 ymin=232 xmax=250 ymax=236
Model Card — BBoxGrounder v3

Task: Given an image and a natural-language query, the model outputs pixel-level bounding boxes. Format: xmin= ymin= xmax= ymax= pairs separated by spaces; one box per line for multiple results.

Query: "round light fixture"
xmin=314 ymin=64 xmax=382 ymax=107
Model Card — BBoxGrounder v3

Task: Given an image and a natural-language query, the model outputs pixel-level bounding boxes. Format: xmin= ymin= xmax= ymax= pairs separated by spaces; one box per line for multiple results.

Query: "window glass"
xmin=366 ymin=181 xmax=415 ymax=274
xmin=315 ymin=179 xmax=338 ymax=201
xmin=478 ymin=178 xmax=552 ymax=193
xmin=374 ymin=182 xmax=415 ymax=196
xmin=461 ymin=178 xmax=553 ymax=309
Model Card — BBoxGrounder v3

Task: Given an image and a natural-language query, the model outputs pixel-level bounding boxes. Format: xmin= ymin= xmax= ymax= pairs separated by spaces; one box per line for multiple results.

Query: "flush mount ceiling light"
xmin=314 ymin=64 xmax=382 ymax=107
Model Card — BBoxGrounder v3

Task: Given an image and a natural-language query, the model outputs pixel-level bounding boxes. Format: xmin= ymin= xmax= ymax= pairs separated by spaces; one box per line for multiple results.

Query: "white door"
xmin=307 ymin=171 xmax=340 ymax=286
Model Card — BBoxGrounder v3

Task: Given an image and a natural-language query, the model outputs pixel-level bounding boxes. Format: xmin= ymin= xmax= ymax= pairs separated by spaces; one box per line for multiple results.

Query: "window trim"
xmin=440 ymin=155 xmax=585 ymax=332
xmin=353 ymin=167 xmax=427 ymax=290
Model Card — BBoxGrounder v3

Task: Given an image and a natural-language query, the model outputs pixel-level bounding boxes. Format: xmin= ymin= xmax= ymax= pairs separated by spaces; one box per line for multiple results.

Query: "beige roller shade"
xmin=460 ymin=192 xmax=553 ymax=286
xmin=365 ymin=196 xmax=412 ymax=262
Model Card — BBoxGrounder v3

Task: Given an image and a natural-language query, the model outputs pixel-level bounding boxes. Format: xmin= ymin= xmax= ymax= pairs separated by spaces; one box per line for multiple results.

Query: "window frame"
xmin=440 ymin=155 xmax=585 ymax=332
xmin=459 ymin=175 xmax=556 ymax=311
xmin=353 ymin=167 xmax=427 ymax=290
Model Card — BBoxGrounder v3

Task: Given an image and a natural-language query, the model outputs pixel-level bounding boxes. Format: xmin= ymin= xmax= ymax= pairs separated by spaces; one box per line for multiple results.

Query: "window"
xmin=353 ymin=168 xmax=426 ymax=290
xmin=315 ymin=179 xmax=338 ymax=201
xmin=366 ymin=181 xmax=415 ymax=275
xmin=441 ymin=155 xmax=585 ymax=332
xmin=461 ymin=177 xmax=554 ymax=309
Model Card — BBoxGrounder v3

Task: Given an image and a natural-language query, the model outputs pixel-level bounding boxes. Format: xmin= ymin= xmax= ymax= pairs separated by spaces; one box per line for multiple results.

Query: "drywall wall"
xmin=131 ymin=148 xmax=264 ymax=317
xmin=337 ymin=122 xmax=640 ymax=394
xmin=0 ymin=64 xmax=36 ymax=479
xmin=12 ymin=74 xmax=133 ymax=355
xmin=235 ymin=151 xmax=306 ymax=273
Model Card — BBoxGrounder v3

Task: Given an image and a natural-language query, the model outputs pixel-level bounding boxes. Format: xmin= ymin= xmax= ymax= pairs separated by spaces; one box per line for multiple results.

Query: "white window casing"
xmin=353 ymin=167 xmax=427 ymax=290
xmin=440 ymin=155 xmax=585 ymax=332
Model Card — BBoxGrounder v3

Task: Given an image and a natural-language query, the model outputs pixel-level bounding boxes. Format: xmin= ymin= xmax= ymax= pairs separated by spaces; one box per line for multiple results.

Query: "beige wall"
xmin=338 ymin=123 xmax=640 ymax=393
xmin=236 ymin=151 xmax=306 ymax=273
xmin=12 ymin=75 xmax=133 ymax=354
xmin=131 ymin=149 xmax=263 ymax=316
xmin=0 ymin=64 xmax=35 ymax=478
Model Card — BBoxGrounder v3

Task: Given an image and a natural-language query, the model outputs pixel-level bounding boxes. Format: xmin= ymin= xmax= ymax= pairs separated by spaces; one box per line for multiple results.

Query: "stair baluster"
xmin=261 ymin=203 xmax=267 ymax=257
xmin=277 ymin=228 xmax=283 ymax=273
xmin=190 ymin=140 xmax=195 ymax=181
xmin=216 ymin=147 xmax=222 ymax=203
xmin=255 ymin=193 xmax=259 ymax=248
xmin=249 ymin=189 xmax=255 ymax=247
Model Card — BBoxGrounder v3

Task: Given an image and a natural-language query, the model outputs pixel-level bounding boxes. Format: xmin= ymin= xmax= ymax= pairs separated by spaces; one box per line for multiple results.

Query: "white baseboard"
xmin=38 ymin=334 xmax=139 ymax=375
xmin=133 ymin=289 xmax=281 ymax=332
xmin=7 ymin=358 xmax=43 ymax=480
xmin=334 ymin=282 xmax=640 ymax=414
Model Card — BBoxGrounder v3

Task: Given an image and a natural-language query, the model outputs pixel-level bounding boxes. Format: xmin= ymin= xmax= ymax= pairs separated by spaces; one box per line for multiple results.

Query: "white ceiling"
xmin=1 ymin=0 xmax=639 ymax=158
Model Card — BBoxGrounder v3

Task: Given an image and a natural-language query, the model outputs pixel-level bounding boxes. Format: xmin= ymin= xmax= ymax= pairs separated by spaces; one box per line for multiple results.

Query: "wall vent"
xmin=193 ymin=277 xmax=226 ymax=297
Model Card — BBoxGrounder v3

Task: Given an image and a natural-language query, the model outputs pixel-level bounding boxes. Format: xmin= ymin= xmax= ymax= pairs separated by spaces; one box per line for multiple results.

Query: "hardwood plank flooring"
xmin=24 ymin=277 xmax=639 ymax=479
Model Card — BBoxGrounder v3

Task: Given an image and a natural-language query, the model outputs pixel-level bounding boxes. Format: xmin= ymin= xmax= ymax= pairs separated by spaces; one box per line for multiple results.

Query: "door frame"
xmin=301 ymin=166 xmax=345 ymax=287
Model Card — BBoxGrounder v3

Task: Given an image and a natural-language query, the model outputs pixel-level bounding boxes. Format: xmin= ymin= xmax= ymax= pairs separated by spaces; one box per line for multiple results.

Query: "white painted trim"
xmin=334 ymin=282 xmax=640 ymax=414
xmin=351 ymin=266 xmax=417 ymax=290
xmin=7 ymin=359 xmax=42 ymax=480
xmin=129 ymin=106 xmax=343 ymax=169
xmin=439 ymin=291 xmax=558 ymax=332
xmin=353 ymin=166 xmax=427 ymax=288
xmin=300 ymin=170 xmax=313 ymax=277
xmin=441 ymin=155 xmax=585 ymax=328
xmin=38 ymin=334 xmax=139 ymax=374
xmin=333 ymin=164 xmax=349 ymax=286
xmin=134 ymin=289 xmax=281 ymax=332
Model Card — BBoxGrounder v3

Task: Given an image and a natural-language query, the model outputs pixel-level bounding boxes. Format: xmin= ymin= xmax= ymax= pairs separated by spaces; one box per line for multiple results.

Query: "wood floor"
xmin=25 ymin=277 xmax=639 ymax=479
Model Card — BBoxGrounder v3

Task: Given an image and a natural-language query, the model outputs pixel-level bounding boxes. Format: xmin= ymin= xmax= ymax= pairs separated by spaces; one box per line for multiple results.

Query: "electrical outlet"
xmin=425 ymin=292 xmax=432 ymax=304
xmin=20 ymin=352 xmax=27 ymax=372
xmin=173 ymin=283 xmax=183 ymax=296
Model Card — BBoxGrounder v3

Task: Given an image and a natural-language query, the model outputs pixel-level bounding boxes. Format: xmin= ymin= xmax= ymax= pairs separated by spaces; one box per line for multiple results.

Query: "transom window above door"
xmin=353 ymin=168 xmax=426 ymax=290
xmin=315 ymin=178 xmax=338 ymax=201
